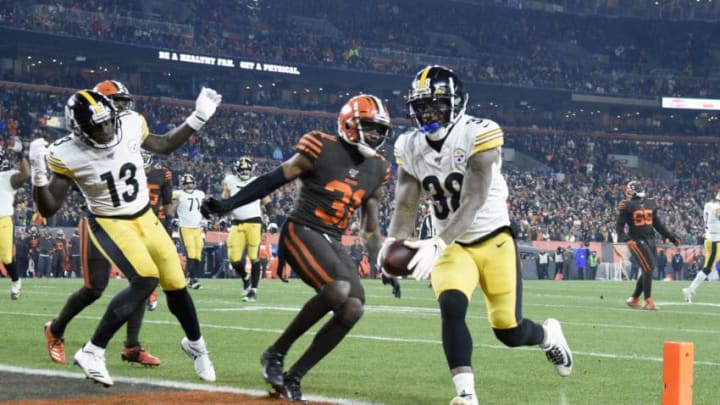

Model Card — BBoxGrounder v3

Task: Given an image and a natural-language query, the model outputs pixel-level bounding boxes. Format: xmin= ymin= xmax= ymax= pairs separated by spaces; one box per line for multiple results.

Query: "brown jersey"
xmin=615 ymin=197 xmax=672 ymax=242
xmin=289 ymin=131 xmax=391 ymax=240
xmin=146 ymin=166 xmax=172 ymax=220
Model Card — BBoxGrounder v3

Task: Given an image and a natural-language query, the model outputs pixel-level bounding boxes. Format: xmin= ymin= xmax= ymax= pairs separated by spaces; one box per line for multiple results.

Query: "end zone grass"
xmin=2 ymin=277 xmax=718 ymax=404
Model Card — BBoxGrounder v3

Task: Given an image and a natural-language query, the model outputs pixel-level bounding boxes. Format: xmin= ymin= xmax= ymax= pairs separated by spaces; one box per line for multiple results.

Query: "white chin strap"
xmin=357 ymin=143 xmax=376 ymax=158
xmin=425 ymin=125 xmax=448 ymax=142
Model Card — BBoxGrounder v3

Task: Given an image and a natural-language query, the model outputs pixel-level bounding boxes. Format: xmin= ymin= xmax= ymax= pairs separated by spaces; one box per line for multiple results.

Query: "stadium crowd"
xmin=1 ymin=84 xmax=716 ymax=250
xmin=2 ymin=0 xmax=719 ymax=101
xmin=2 ymin=0 xmax=718 ymax=283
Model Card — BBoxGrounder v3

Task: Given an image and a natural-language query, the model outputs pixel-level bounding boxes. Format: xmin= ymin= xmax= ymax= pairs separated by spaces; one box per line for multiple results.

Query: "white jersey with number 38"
xmin=46 ymin=111 xmax=150 ymax=217
xmin=394 ymin=114 xmax=509 ymax=243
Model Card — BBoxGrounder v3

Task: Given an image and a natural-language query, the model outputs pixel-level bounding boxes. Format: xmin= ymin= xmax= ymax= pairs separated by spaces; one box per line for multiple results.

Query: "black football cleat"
xmin=282 ymin=372 xmax=306 ymax=403
xmin=261 ymin=348 xmax=285 ymax=388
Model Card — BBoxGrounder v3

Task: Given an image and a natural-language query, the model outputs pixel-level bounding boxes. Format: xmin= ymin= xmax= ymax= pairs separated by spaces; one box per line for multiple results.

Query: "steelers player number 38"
xmin=422 ymin=173 xmax=463 ymax=220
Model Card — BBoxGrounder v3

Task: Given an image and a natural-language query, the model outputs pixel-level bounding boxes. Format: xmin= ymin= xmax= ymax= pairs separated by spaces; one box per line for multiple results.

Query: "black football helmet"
xmin=235 ymin=157 xmax=254 ymax=180
xmin=625 ymin=180 xmax=645 ymax=199
xmin=65 ymin=90 xmax=119 ymax=149
xmin=407 ymin=65 xmax=467 ymax=141
xmin=182 ymin=173 xmax=195 ymax=191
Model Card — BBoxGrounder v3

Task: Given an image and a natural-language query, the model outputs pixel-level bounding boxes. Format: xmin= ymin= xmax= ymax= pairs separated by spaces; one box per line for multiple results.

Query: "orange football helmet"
xmin=93 ymin=80 xmax=133 ymax=111
xmin=337 ymin=94 xmax=392 ymax=157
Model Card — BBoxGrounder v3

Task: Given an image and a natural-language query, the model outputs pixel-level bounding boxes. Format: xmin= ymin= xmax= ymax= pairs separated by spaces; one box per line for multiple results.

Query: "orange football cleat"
xmin=121 ymin=345 xmax=161 ymax=366
xmin=625 ymin=297 xmax=641 ymax=309
xmin=44 ymin=320 xmax=66 ymax=364
xmin=642 ymin=298 xmax=658 ymax=311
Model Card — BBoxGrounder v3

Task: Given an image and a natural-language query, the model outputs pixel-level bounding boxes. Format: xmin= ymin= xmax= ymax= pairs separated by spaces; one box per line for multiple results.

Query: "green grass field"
xmin=2 ymin=277 xmax=718 ymax=404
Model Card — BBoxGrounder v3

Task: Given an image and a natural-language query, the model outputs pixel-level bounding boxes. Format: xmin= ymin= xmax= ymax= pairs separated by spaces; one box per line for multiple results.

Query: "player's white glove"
xmin=377 ymin=236 xmax=396 ymax=278
xmin=185 ymin=87 xmax=222 ymax=130
xmin=28 ymin=138 xmax=49 ymax=187
xmin=404 ymin=237 xmax=447 ymax=280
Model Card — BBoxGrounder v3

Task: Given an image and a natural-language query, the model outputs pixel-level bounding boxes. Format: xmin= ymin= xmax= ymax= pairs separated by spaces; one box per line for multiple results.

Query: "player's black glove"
xmin=669 ymin=234 xmax=681 ymax=246
xmin=382 ymin=274 xmax=401 ymax=299
xmin=201 ymin=197 xmax=229 ymax=219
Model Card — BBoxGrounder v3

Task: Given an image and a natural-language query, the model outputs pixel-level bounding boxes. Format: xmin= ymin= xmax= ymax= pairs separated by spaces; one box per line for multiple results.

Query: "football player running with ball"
xmin=29 ymin=87 xmax=221 ymax=386
xmin=380 ymin=66 xmax=573 ymax=405
xmin=202 ymin=94 xmax=393 ymax=402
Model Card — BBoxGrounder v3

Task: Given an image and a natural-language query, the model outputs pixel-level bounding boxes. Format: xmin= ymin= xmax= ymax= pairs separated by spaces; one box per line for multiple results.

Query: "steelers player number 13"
xmin=100 ymin=162 xmax=140 ymax=207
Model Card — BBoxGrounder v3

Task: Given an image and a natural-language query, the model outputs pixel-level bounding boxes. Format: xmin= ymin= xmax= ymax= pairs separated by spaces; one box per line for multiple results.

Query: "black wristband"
xmin=225 ymin=166 xmax=287 ymax=211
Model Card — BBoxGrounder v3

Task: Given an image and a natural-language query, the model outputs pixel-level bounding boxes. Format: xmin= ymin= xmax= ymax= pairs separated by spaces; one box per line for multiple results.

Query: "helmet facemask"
xmin=236 ymin=158 xmax=254 ymax=180
xmin=407 ymin=65 xmax=467 ymax=141
xmin=140 ymin=149 xmax=153 ymax=169
xmin=93 ymin=80 xmax=134 ymax=112
xmin=338 ymin=94 xmax=392 ymax=158
xmin=625 ymin=181 xmax=645 ymax=199
xmin=111 ymin=95 xmax=134 ymax=112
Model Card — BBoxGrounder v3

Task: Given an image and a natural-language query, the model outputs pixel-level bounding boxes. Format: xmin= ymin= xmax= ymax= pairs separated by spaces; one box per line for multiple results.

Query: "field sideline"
xmin=1 ymin=277 xmax=718 ymax=404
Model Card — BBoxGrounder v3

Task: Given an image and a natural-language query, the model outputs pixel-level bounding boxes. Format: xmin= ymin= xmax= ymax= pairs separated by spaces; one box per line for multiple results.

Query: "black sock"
xmin=125 ymin=300 xmax=147 ymax=347
xmin=251 ymin=261 xmax=261 ymax=288
xmin=91 ymin=282 xmax=155 ymax=348
xmin=166 ymin=288 xmax=201 ymax=341
xmin=631 ymin=277 xmax=642 ymax=298
xmin=53 ymin=287 xmax=102 ymax=337
xmin=289 ymin=316 xmax=352 ymax=378
xmin=232 ymin=261 xmax=247 ymax=279
xmin=273 ymin=294 xmax=332 ymax=354
xmin=642 ymin=272 xmax=653 ymax=299
xmin=4 ymin=261 xmax=19 ymax=281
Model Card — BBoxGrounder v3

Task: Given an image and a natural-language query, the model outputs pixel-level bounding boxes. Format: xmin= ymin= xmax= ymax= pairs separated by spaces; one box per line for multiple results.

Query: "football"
xmin=381 ymin=239 xmax=418 ymax=277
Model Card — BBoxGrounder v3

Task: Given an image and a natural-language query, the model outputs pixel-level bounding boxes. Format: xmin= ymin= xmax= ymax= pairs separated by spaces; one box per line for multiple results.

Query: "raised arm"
xmin=141 ymin=87 xmax=222 ymax=154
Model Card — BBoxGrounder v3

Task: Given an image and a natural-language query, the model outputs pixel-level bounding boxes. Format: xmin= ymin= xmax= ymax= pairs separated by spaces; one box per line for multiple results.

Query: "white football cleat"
xmin=542 ymin=318 xmax=573 ymax=377
xmin=181 ymin=336 xmax=216 ymax=382
xmin=10 ymin=279 xmax=21 ymax=300
xmin=73 ymin=343 xmax=113 ymax=387
xmin=682 ymin=287 xmax=694 ymax=304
